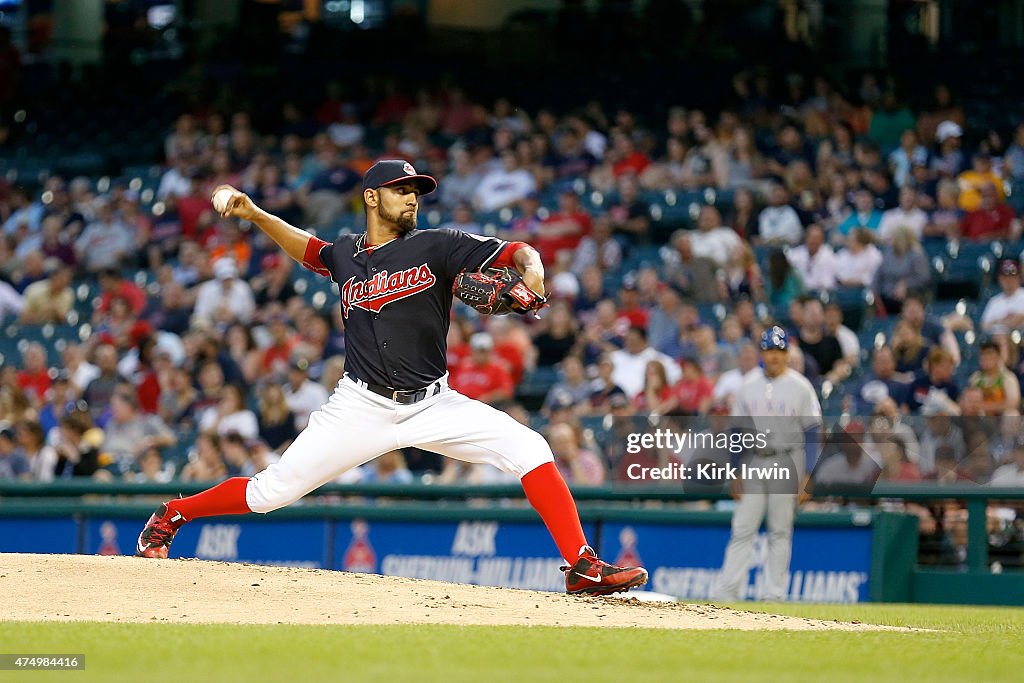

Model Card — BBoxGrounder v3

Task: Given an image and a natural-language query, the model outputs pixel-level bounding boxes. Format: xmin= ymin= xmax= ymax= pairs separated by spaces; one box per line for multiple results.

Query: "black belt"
xmin=347 ymin=373 xmax=442 ymax=405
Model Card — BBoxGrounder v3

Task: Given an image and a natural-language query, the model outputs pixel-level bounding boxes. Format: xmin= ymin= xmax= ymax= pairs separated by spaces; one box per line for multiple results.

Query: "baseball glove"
xmin=453 ymin=267 xmax=547 ymax=316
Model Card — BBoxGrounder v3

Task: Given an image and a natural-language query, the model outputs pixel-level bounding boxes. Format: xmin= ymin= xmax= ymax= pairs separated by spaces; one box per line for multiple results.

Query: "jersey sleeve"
xmin=441 ymin=228 xmax=520 ymax=277
xmin=799 ymin=378 xmax=823 ymax=429
xmin=730 ymin=381 xmax=751 ymax=418
xmin=302 ymin=236 xmax=332 ymax=278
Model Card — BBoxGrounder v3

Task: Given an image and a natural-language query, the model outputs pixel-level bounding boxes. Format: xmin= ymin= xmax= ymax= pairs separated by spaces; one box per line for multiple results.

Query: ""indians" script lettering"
xmin=340 ymin=264 xmax=436 ymax=317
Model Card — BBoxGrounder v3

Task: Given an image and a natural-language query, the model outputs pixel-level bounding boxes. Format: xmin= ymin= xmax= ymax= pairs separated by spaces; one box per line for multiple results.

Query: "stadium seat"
xmin=819 ymin=287 xmax=872 ymax=332
xmin=515 ymin=366 xmax=560 ymax=411
xmin=933 ymin=254 xmax=992 ymax=301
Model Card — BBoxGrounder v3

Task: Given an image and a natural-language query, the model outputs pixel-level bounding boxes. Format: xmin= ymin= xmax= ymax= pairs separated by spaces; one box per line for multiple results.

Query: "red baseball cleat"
xmin=135 ymin=503 xmax=187 ymax=558
xmin=563 ymin=546 xmax=649 ymax=596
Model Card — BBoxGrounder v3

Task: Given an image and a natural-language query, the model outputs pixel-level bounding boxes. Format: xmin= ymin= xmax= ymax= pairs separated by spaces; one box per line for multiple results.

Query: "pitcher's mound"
xmin=1 ymin=553 xmax=897 ymax=631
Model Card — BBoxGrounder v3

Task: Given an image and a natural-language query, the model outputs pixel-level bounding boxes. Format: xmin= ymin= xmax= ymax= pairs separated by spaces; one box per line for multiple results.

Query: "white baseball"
xmin=213 ymin=188 xmax=234 ymax=214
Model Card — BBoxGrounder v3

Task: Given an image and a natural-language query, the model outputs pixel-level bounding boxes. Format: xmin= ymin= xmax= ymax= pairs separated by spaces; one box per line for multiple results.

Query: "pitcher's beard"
xmin=378 ymin=204 xmax=417 ymax=234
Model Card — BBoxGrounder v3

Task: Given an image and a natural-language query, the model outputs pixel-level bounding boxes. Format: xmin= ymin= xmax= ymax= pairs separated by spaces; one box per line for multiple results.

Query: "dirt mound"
xmin=1 ymin=554 xmax=898 ymax=631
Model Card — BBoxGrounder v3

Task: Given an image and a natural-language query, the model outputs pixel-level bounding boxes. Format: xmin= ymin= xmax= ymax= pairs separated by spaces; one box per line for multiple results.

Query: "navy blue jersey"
xmin=305 ymin=228 xmax=519 ymax=389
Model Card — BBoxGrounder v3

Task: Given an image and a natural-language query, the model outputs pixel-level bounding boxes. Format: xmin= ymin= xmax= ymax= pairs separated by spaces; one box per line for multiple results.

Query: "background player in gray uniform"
xmin=714 ymin=326 xmax=822 ymax=601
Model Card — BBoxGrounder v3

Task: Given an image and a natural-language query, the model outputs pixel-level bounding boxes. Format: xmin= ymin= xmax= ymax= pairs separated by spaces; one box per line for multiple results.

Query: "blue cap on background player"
xmin=362 ymin=159 xmax=438 ymax=195
xmin=760 ymin=326 xmax=788 ymax=351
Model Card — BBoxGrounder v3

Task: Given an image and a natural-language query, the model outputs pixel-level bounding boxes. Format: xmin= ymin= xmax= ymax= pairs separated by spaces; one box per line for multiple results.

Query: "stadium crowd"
xmin=1 ymin=66 xmax=1024 ymax=535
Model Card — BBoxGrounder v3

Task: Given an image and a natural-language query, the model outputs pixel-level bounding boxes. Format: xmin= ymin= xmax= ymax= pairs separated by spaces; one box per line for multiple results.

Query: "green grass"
xmin=1 ymin=604 xmax=1022 ymax=683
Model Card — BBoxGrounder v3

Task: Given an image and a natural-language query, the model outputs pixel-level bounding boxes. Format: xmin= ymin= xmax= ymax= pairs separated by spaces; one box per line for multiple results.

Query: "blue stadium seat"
xmin=947 ymin=240 xmax=994 ymax=263
xmin=695 ymin=302 xmax=726 ymax=327
xmin=1 ymin=324 xmax=83 ymax=365
xmin=516 ymin=367 xmax=560 ymax=409
xmin=648 ymin=202 xmax=694 ymax=242
xmin=818 ymin=287 xmax=872 ymax=332
xmin=933 ymin=254 xmax=992 ymax=301
xmin=922 ymin=240 xmax=947 ymax=260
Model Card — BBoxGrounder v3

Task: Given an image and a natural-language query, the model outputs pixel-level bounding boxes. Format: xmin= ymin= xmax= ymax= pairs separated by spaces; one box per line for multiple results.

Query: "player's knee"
xmin=513 ymin=428 xmax=554 ymax=473
xmin=730 ymin=519 xmax=759 ymax=540
xmin=525 ymin=428 xmax=552 ymax=458
xmin=246 ymin=469 xmax=307 ymax=513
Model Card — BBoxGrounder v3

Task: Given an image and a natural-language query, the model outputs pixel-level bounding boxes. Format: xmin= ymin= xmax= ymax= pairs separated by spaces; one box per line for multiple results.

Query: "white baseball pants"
xmin=245 ymin=374 xmax=553 ymax=513
xmin=714 ymin=451 xmax=801 ymax=602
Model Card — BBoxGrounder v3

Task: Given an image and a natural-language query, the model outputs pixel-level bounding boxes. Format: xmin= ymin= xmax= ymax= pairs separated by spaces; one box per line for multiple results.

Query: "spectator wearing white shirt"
xmin=572 ymin=214 xmax=622 ymax=272
xmin=757 ymin=184 xmax=803 ymax=246
xmin=199 ymin=384 xmax=259 ymax=439
xmin=157 ymin=157 xmax=194 ymax=200
xmin=981 ymin=258 xmax=1024 ymax=334
xmin=74 ymin=200 xmax=134 ymax=273
xmin=103 ymin=390 xmax=177 ymax=474
xmin=689 ymin=205 xmax=741 ymax=268
xmin=284 ymin=357 xmax=329 ymax=430
xmin=888 ymin=129 xmax=929 ymax=188
xmin=18 ymin=421 xmax=58 ymax=482
xmin=712 ymin=342 xmax=759 ymax=408
xmin=61 ymin=344 xmax=99 ymax=399
xmin=2 ymin=185 xmax=44 ymax=237
xmin=0 ymin=279 xmax=24 ymax=322
xmin=439 ymin=148 xmax=483 ymax=210
xmin=879 ymin=187 xmax=928 ymax=242
xmin=610 ymin=327 xmax=682 ymax=399
xmin=192 ymin=258 xmax=256 ymax=328
xmin=834 ymin=228 xmax=884 ymax=287
xmin=824 ymin=302 xmax=861 ymax=368
xmin=786 ymin=224 xmax=838 ymax=291
xmin=568 ymin=113 xmax=607 ymax=160
xmin=989 ymin=440 xmax=1024 ymax=486
xmin=472 ymin=150 xmax=537 ymax=213
xmin=448 ymin=203 xmax=483 ymax=235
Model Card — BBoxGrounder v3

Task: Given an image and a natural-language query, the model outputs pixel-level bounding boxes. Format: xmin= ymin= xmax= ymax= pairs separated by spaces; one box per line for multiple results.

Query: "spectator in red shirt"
xmin=314 ymin=81 xmax=349 ymax=125
xmin=610 ymin=131 xmax=651 ymax=178
xmin=449 ymin=333 xmax=514 ymax=404
xmin=673 ymin=356 xmax=715 ymax=415
xmin=96 ymin=268 xmax=147 ymax=318
xmin=133 ymin=336 xmax=162 ymax=414
xmin=633 ymin=360 xmax=678 ymax=414
xmin=261 ymin=312 xmax=297 ymax=376
xmin=533 ymin=189 xmax=592 ymax=264
xmin=960 ymin=182 xmax=1018 ymax=241
xmin=177 ymin=171 xmax=215 ymax=240
xmin=440 ymin=88 xmax=475 ymax=136
xmin=606 ymin=174 xmax=651 ymax=244
xmin=486 ymin=317 xmax=528 ymax=385
xmin=17 ymin=342 xmax=51 ymax=405
xmin=95 ymin=296 xmax=153 ymax=351
xmin=617 ymin=278 xmax=650 ymax=330
xmin=445 ymin=318 xmax=472 ymax=373
xmin=372 ymin=80 xmax=411 ymax=127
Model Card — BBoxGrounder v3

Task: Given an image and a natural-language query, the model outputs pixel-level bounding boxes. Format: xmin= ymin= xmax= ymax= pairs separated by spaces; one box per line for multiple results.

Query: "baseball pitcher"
xmin=135 ymin=160 xmax=647 ymax=596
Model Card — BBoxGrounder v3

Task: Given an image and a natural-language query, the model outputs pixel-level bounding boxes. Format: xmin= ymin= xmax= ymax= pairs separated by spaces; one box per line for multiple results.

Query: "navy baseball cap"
xmin=760 ymin=326 xmax=789 ymax=351
xmin=362 ymin=160 xmax=437 ymax=195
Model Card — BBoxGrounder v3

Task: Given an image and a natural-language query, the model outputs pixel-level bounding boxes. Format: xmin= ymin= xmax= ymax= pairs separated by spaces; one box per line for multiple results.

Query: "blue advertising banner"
xmin=334 ymin=520 xmax=598 ymax=592
xmin=0 ymin=519 xmax=77 ymax=554
xmin=0 ymin=512 xmax=873 ymax=601
xmin=601 ymin=522 xmax=873 ymax=603
xmin=83 ymin=518 xmax=329 ymax=568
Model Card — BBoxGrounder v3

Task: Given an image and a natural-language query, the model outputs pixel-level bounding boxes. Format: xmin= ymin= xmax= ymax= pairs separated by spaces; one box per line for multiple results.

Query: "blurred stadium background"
xmin=1 ymin=0 xmax=1024 ymax=605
